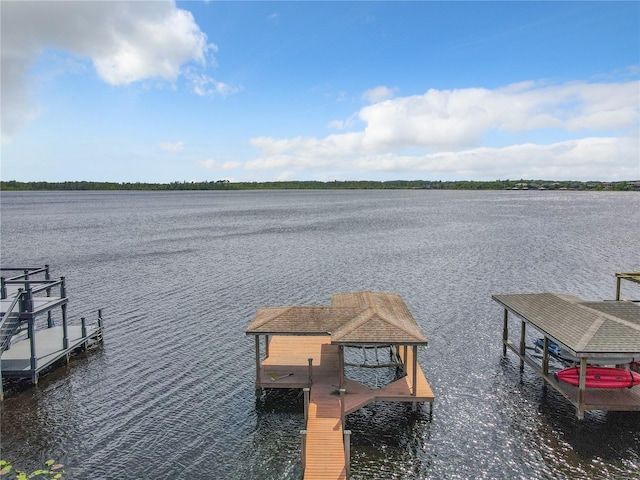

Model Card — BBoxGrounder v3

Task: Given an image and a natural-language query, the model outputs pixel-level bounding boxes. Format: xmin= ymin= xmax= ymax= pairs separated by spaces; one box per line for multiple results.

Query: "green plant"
xmin=0 ymin=460 xmax=64 ymax=479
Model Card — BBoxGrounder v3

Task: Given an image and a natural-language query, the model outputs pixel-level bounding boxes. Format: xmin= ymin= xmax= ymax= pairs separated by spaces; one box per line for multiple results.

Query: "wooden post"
xmin=254 ymin=335 xmax=261 ymax=388
xmin=300 ymin=430 xmax=307 ymax=473
xmin=339 ymin=345 xmax=345 ymax=389
xmin=502 ymin=309 xmax=509 ymax=356
xmin=577 ymin=357 xmax=587 ymax=419
xmin=542 ymin=337 xmax=550 ymax=374
xmin=303 ymin=387 xmax=310 ymax=425
xmin=412 ymin=345 xmax=418 ymax=396
xmin=344 ymin=430 xmax=351 ymax=480
xmin=308 ymin=358 xmax=313 ymax=386
xmin=403 ymin=345 xmax=408 ymax=374
xmin=0 ymin=277 xmax=6 ymax=299
xmin=81 ymin=317 xmax=87 ymax=350
xmin=339 ymin=388 xmax=346 ymax=428
xmin=265 ymin=334 xmax=269 ymax=358
xmin=616 ymin=276 xmax=622 ymax=301
xmin=98 ymin=309 xmax=103 ymax=330
xmin=519 ymin=320 xmax=526 ymax=371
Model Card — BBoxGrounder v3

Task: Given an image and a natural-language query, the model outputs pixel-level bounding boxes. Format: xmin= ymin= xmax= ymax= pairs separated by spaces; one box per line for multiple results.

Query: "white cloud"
xmin=188 ymin=71 xmax=243 ymax=97
xmin=246 ymin=80 xmax=639 ymax=180
xmin=246 ymin=136 xmax=639 ymax=181
xmin=160 ymin=141 xmax=185 ymax=153
xmin=197 ymin=159 xmax=242 ymax=170
xmin=1 ymin=1 xmax=215 ymax=143
xmin=362 ymin=85 xmax=396 ymax=103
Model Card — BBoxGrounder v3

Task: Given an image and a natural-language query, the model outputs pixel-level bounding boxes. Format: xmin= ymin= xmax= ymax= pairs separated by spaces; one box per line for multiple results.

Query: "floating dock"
xmin=493 ymin=272 xmax=640 ymax=419
xmin=246 ymin=292 xmax=434 ymax=479
xmin=1 ymin=266 xmax=104 ymax=399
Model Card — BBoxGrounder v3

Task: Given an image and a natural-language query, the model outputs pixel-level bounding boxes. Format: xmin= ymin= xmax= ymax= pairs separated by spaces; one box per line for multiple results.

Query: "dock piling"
xmin=300 ymin=430 xmax=307 ymax=473
xmin=303 ymin=387 xmax=310 ymax=425
xmin=343 ymin=430 xmax=351 ymax=480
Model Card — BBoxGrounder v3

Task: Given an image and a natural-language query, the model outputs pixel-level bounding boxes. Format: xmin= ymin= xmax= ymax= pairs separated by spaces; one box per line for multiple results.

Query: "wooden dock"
xmin=259 ymin=335 xmax=434 ymax=479
xmin=247 ymin=291 xmax=435 ymax=479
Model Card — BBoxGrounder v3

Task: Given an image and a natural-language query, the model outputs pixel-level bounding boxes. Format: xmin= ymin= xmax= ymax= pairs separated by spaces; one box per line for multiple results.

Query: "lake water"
xmin=1 ymin=190 xmax=639 ymax=479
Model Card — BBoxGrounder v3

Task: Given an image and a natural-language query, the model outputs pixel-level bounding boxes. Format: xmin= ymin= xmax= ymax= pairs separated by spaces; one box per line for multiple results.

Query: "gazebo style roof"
xmin=246 ymin=291 xmax=428 ymax=345
xmin=492 ymin=292 xmax=640 ymax=357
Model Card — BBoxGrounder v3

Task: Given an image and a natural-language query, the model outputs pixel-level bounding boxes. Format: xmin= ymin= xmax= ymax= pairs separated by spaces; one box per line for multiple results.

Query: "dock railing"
xmin=0 ymin=289 xmax=26 ymax=353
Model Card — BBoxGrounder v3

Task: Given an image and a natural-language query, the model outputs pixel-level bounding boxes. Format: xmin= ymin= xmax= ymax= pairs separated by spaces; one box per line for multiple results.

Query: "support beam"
xmin=254 ymin=335 xmax=260 ymax=388
xmin=519 ymin=320 xmax=526 ymax=371
xmin=502 ymin=309 xmax=509 ymax=356
xmin=28 ymin=317 xmax=37 ymax=373
xmin=412 ymin=345 xmax=418 ymax=397
xmin=542 ymin=337 xmax=550 ymax=374
xmin=339 ymin=388 xmax=346 ymax=428
xmin=308 ymin=357 xmax=313 ymax=386
xmin=339 ymin=345 xmax=345 ymax=389
xmin=577 ymin=357 xmax=587 ymax=420
xmin=264 ymin=334 xmax=269 ymax=358
xmin=303 ymin=387 xmax=310 ymax=425
xmin=403 ymin=345 xmax=408 ymax=374
xmin=300 ymin=430 xmax=307 ymax=473
xmin=60 ymin=277 xmax=69 ymax=348
xmin=343 ymin=430 xmax=351 ymax=480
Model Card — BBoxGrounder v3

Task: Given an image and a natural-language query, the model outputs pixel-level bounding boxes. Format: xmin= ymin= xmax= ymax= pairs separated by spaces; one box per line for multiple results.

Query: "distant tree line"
xmin=0 ymin=179 xmax=638 ymax=191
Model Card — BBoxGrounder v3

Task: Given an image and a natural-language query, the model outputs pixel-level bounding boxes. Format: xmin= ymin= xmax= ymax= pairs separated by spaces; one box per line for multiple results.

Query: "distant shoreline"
xmin=1 ymin=179 xmax=638 ymax=191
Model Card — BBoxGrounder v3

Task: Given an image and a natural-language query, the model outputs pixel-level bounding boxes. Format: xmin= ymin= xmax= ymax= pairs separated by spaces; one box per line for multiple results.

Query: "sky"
xmin=1 ymin=1 xmax=639 ymax=183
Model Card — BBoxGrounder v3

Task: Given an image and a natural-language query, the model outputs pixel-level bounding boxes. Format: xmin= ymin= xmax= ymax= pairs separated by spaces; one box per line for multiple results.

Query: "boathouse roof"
xmin=246 ymin=291 xmax=428 ymax=345
xmin=492 ymin=292 xmax=640 ymax=356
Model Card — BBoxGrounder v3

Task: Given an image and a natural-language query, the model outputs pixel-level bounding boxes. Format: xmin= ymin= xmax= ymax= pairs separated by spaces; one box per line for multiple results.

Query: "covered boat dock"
xmin=493 ymin=272 xmax=640 ymax=419
xmin=246 ymin=291 xmax=434 ymax=480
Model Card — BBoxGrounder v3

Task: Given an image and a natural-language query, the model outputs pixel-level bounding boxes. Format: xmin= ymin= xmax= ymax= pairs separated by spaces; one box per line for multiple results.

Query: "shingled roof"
xmin=492 ymin=292 xmax=640 ymax=356
xmin=246 ymin=291 xmax=428 ymax=345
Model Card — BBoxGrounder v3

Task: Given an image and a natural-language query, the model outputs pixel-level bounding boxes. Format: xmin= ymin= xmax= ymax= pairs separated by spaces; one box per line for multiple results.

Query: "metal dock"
xmin=1 ymin=266 xmax=104 ymax=399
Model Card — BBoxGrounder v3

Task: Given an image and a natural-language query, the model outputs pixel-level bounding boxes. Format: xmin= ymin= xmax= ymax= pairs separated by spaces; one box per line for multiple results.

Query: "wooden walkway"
xmin=257 ymin=335 xmax=434 ymax=479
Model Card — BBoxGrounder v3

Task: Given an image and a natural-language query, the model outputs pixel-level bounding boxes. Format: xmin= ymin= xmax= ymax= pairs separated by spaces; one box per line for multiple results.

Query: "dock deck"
xmin=1 ymin=266 xmax=104 ymax=397
xmin=259 ymin=335 xmax=434 ymax=479
xmin=1 ymin=325 xmax=102 ymax=378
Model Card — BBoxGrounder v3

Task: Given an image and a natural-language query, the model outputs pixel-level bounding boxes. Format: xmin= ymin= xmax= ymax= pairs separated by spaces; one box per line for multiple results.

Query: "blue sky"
xmin=1 ymin=1 xmax=638 ymax=183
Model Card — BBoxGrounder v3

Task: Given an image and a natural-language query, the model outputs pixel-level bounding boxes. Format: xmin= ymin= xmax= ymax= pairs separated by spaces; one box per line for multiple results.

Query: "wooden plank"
xmin=304 ymin=380 xmax=346 ymax=480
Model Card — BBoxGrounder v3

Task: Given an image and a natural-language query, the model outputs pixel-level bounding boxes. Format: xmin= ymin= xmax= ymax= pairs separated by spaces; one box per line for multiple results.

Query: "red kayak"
xmin=556 ymin=366 xmax=640 ymax=389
